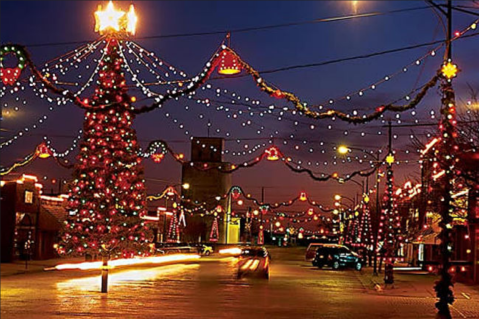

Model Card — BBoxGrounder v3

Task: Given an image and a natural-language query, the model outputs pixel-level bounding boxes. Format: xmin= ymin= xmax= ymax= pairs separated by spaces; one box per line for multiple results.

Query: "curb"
xmin=1 ymin=267 xmax=47 ymax=278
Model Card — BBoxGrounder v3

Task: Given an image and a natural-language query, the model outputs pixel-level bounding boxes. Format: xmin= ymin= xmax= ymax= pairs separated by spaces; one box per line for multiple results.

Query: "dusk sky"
xmin=1 ymin=1 xmax=478 ymax=213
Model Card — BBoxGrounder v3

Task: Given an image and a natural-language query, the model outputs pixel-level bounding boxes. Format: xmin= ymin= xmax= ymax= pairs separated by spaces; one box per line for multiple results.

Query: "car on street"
xmin=312 ymin=244 xmax=363 ymax=270
xmin=305 ymin=243 xmax=326 ymax=261
xmin=189 ymin=243 xmax=214 ymax=256
xmin=237 ymin=246 xmax=270 ymax=279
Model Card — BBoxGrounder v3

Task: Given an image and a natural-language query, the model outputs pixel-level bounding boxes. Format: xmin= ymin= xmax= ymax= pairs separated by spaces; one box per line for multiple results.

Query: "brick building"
xmin=1 ymin=174 xmax=66 ymax=262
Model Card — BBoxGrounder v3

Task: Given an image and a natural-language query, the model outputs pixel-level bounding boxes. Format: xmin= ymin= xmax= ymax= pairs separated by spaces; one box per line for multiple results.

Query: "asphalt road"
xmin=1 ymin=247 xmax=477 ymax=319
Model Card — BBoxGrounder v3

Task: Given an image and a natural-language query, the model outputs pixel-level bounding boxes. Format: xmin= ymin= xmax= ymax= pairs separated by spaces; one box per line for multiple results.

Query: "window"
xmin=24 ymin=191 xmax=33 ymax=204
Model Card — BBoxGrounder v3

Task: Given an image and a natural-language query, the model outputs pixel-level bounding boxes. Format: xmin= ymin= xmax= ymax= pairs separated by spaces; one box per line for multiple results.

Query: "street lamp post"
xmin=334 ymin=194 xmax=355 ymax=244
xmin=338 ymin=145 xmax=382 ymax=274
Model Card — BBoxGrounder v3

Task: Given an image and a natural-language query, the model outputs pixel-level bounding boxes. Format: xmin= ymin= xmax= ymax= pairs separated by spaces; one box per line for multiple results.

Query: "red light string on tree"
xmin=56 ymin=37 xmax=153 ymax=259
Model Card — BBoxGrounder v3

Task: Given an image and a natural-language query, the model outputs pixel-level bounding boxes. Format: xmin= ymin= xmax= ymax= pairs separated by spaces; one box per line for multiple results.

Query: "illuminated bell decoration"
xmin=151 ymin=153 xmax=165 ymax=163
xmin=166 ymin=187 xmax=176 ymax=196
xmin=218 ymin=50 xmax=241 ymax=75
xmin=94 ymin=1 xmax=137 ymax=35
xmin=36 ymin=143 xmax=52 ymax=159
xmin=307 ymin=208 xmax=314 ymax=216
xmin=299 ymin=192 xmax=307 ymax=201
xmin=441 ymin=61 xmax=458 ymax=79
xmin=265 ymin=146 xmax=282 ymax=161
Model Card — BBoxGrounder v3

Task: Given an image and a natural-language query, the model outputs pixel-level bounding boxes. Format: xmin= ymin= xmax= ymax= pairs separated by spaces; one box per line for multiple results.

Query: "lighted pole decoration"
xmin=334 ymin=194 xmax=355 ymax=244
xmin=380 ymin=145 xmax=396 ymax=284
xmin=209 ymin=207 xmax=220 ymax=243
xmin=258 ymin=205 xmax=269 ymax=245
xmin=56 ymin=2 xmax=152 ymax=293
xmin=166 ymin=203 xmax=180 ymax=243
xmin=431 ymin=1 xmax=458 ymax=317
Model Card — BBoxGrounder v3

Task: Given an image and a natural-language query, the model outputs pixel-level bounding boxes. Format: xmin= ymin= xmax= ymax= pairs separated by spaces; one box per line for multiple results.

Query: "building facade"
xmin=1 ymin=175 xmax=65 ymax=262
xmin=181 ymin=137 xmax=233 ymax=243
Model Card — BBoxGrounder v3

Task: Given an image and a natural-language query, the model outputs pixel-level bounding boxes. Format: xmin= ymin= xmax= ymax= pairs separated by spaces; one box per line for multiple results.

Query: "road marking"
xmin=451 ymin=304 xmax=467 ymax=318
xmin=461 ymin=292 xmax=471 ymax=300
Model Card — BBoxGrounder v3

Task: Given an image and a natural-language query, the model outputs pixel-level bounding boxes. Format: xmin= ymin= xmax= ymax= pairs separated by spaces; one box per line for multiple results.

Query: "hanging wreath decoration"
xmin=0 ymin=45 xmax=27 ymax=86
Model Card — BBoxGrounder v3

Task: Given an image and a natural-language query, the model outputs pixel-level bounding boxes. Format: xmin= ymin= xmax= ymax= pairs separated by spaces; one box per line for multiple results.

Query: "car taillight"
xmin=250 ymin=259 xmax=260 ymax=270
xmin=241 ymin=259 xmax=254 ymax=270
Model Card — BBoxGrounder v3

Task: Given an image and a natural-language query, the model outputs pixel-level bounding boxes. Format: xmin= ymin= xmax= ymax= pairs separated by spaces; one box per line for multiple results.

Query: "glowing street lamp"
xmin=352 ymin=1 xmax=359 ymax=14
xmin=337 ymin=145 xmax=350 ymax=155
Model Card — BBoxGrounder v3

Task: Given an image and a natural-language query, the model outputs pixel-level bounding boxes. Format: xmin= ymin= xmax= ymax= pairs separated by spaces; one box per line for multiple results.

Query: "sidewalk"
xmin=1 ymin=258 xmax=84 ymax=277
xmin=356 ymin=266 xmax=479 ymax=300
xmin=1 ymin=254 xmax=205 ymax=278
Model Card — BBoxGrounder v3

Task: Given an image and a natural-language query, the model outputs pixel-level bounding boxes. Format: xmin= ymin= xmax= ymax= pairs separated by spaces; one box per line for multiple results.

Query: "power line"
xmin=23 ymin=5 xmax=431 ymax=48
xmin=210 ymin=32 xmax=479 ymax=78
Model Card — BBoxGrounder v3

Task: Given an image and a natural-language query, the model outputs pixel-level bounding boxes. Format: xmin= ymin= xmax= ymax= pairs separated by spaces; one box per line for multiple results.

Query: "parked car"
xmin=237 ymin=246 xmax=270 ymax=279
xmin=305 ymin=242 xmax=338 ymax=261
xmin=305 ymin=243 xmax=325 ymax=261
xmin=155 ymin=242 xmax=196 ymax=254
xmin=312 ymin=245 xmax=363 ymax=270
xmin=189 ymin=243 xmax=214 ymax=256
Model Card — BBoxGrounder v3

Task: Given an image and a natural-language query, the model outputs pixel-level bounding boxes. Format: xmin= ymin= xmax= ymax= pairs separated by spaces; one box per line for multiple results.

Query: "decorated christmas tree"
xmin=357 ymin=208 xmax=374 ymax=250
xmin=56 ymin=38 xmax=153 ymax=259
xmin=209 ymin=217 xmax=219 ymax=242
xmin=167 ymin=211 xmax=179 ymax=243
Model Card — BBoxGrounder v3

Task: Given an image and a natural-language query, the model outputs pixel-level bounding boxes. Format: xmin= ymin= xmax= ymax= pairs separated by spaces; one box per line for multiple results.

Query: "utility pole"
xmin=425 ymin=1 xmax=457 ymax=317
xmin=382 ymin=121 xmax=396 ymax=285
xmin=373 ymin=149 xmax=380 ymax=275
xmin=434 ymin=1 xmax=456 ymax=317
